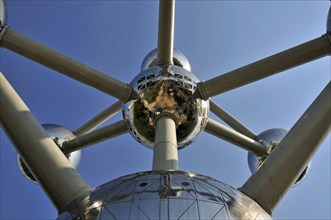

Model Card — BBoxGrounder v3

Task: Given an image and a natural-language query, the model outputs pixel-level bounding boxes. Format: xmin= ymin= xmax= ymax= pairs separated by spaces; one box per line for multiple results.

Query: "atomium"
xmin=57 ymin=171 xmax=271 ymax=220
xmin=0 ymin=1 xmax=330 ymax=220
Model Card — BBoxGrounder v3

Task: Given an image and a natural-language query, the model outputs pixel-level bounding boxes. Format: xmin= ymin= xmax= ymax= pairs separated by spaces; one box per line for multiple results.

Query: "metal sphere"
xmin=18 ymin=124 xmax=81 ymax=183
xmin=122 ymin=65 xmax=209 ymax=149
xmin=57 ymin=170 xmax=271 ymax=220
xmin=247 ymin=128 xmax=310 ymax=186
xmin=141 ymin=48 xmax=192 ymax=72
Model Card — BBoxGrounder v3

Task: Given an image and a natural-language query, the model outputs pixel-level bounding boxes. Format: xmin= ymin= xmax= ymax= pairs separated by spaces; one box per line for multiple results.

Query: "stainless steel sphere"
xmin=141 ymin=48 xmax=191 ymax=72
xmin=57 ymin=170 xmax=271 ymax=220
xmin=18 ymin=124 xmax=81 ymax=183
xmin=122 ymin=65 xmax=209 ymax=149
xmin=247 ymin=128 xmax=310 ymax=186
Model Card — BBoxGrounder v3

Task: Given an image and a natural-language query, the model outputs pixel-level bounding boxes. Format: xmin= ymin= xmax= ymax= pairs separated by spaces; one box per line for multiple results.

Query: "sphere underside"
xmin=123 ymin=65 xmax=209 ymax=149
xmin=58 ymin=171 xmax=271 ymax=220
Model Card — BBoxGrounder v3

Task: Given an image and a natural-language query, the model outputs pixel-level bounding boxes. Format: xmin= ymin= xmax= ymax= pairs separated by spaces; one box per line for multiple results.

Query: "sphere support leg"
xmin=0 ymin=72 xmax=91 ymax=212
xmin=153 ymin=115 xmax=178 ymax=170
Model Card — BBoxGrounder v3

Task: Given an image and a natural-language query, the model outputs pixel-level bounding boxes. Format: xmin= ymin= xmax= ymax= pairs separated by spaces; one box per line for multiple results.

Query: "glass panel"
xmin=198 ymin=201 xmax=224 ymax=219
xmin=105 ymin=202 xmax=130 ymax=219
xmin=104 ymin=182 xmax=136 ymax=204
xmin=100 ymin=206 xmax=116 ymax=220
xmin=133 ymin=179 xmax=160 ymax=200
xmin=169 ymin=198 xmax=196 ymax=220
xmin=177 ymin=201 xmax=199 ymax=220
xmin=131 ymin=199 xmax=161 ymax=219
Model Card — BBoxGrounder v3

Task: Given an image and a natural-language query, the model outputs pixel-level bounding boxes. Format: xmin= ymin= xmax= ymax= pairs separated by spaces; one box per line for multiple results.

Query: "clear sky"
xmin=0 ymin=1 xmax=330 ymax=219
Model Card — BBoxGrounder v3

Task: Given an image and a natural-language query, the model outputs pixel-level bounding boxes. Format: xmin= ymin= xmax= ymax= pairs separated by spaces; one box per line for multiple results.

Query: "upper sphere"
xmin=141 ymin=48 xmax=192 ymax=72
xmin=122 ymin=65 xmax=209 ymax=149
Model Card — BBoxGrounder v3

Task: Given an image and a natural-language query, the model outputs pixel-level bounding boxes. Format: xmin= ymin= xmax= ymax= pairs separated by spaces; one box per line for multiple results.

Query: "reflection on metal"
xmin=57 ymin=170 xmax=271 ymax=220
xmin=247 ymin=128 xmax=310 ymax=186
xmin=0 ymin=0 xmax=7 ymax=28
xmin=141 ymin=48 xmax=192 ymax=72
xmin=122 ymin=65 xmax=209 ymax=149
xmin=327 ymin=6 xmax=331 ymax=33
xmin=18 ymin=124 xmax=81 ymax=183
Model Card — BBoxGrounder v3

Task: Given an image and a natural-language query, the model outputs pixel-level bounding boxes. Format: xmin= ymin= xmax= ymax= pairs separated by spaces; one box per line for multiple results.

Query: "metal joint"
xmin=0 ymin=25 xmax=9 ymax=46
xmin=194 ymin=82 xmax=208 ymax=101
xmin=323 ymin=33 xmax=331 ymax=54
xmin=155 ymin=112 xmax=178 ymax=128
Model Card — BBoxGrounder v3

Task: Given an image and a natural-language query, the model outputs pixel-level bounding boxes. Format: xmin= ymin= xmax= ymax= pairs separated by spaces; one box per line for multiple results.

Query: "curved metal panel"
xmin=58 ymin=170 xmax=272 ymax=220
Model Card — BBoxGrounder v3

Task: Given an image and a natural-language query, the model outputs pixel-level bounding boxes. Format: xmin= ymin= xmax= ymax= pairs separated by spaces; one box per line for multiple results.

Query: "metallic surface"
xmin=57 ymin=170 xmax=271 ymax=220
xmin=0 ymin=0 xmax=7 ymax=28
xmin=74 ymin=100 xmax=122 ymax=136
xmin=141 ymin=48 xmax=191 ymax=72
xmin=205 ymin=118 xmax=266 ymax=156
xmin=327 ymin=6 xmax=331 ymax=33
xmin=0 ymin=28 xmax=136 ymax=102
xmin=247 ymin=128 xmax=310 ymax=186
xmin=240 ymin=82 xmax=331 ymax=214
xmin=194 ymin=34 xmax=331 ymax=100
xmin=18 ymin=124 xmax=81 ymax=183
xmin=0 ymin=72 xmax=91 ymax=211
xmin=157 ymin=0 xmax=175 ymax=65
xmin=153 ymin=115 xmax=178 ymax=170
xmin=210 ymin=100 xmax=257 ymax=139
xmin=63 ymin=120 xmax=128 ymax=153
xmin=122 ymin=65 xmax=209 ymax=149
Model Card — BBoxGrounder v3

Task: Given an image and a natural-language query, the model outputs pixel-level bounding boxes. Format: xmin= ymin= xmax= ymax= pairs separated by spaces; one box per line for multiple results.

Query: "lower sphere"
xmin=58 ymin=170 xmax=271 ymax=220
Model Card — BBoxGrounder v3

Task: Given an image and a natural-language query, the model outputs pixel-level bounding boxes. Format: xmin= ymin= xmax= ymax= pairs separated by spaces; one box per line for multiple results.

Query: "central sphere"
xmin=122 ymin=65 xmax=209 ymax=149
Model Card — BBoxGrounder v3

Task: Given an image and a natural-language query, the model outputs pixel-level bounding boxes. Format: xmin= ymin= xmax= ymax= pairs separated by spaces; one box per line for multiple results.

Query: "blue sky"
xmin=0 ymin=1 xmax=330 ymax=219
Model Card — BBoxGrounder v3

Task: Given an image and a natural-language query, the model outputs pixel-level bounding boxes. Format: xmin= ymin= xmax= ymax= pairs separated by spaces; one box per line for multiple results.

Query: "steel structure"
xmin=0 ymin=1 xmax=330 ymax=219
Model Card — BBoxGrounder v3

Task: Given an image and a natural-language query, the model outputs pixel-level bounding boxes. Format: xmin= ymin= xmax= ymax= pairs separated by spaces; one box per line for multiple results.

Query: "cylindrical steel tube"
xmin=0 ymin=28 xmax=135 ymax=101
xmin=74 ymin=100 xmax=122 ymax=136
xmin=64 ymin=120 xmax=128 ymax=153
xmin=0 ymin=72 xmax=91 ymax=211
xmin=205 ymin=118 xmax=266 ymax=156
xmin=153 ymin=115 xmax=178 ymax=170
xmin=239 ymin=82 xmax=331 ymax=214
xmin=195 ymin=34 xmax=331 ymax=100
xmin=157 ymin=0 xmax=175 ymax=65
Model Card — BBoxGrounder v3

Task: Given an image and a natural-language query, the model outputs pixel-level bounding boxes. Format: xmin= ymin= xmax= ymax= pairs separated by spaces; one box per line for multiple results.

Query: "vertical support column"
xmin=157 ymin=0 xmax=175 ymax=65
xmin=0 ymin=72 xmax=91 ymax=212
xmin=153 ymin=115 xmax=178 ymax=170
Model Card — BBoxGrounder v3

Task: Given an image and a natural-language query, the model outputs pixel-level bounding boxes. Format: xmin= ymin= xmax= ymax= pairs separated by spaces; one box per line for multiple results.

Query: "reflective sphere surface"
xmin=141 ymin=48 xmax=192 ymax=72
xmin=122 ymin=65 xmax=209 ymax=149
xmin=247 ymin=128 xmax=310 ymax=185
xmin=18 ymin=124 xmax=81 ymax=182
xmin=58 ymin=170 xmax=271 ymax=220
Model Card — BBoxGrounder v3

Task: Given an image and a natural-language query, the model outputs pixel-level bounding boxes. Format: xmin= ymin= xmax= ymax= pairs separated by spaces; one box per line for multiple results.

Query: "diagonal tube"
xmin=63 ymin=120 xmax=128 ymax=153
xmin=0 ymin=72 xmax=91 ymax=211
xmin=0 ymin=27 xmax=136 ymax=102
xmin=157 ymin=0 xmax=175 ymax=65
xmin=74 ymin=100 xmax=122 ymax=136
xmin=239 ymin=82 xmax=331 ymax=214
xmin=194 ymin=34 xmax=331 ymax=100
xmin=210 ymin=100 xmax=257 ymax=140
xmin=205 ymin=118 xmax=266 ymax=156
